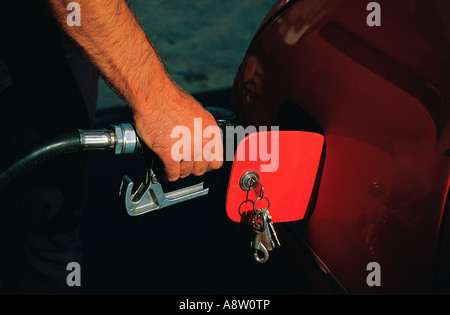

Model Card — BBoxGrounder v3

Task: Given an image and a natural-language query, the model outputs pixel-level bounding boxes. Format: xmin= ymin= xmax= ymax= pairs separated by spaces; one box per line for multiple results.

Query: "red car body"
xmin=231 ymin=0 xmax=450 ymax=294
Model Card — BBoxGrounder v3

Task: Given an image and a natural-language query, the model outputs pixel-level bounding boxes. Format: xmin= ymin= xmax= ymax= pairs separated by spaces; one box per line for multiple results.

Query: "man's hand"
xmin=133 ymin=80 xmax=223 ymax=181
xmin=45 ymin=0 xmax=223 ymax=180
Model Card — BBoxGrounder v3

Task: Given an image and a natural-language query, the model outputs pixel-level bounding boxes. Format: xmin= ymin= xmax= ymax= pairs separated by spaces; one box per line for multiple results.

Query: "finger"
xmin=191 ymin=160 xmax=209 ymax=177
xmin=204 ymin=144 xmax=223 ymax=172
xmin=179 ymin=160 xmax=194 ymax=179
xmin=163 ymin=160 xmax=181 ymax=182
xmin=206 ymin=159 xmax=223 ymax=172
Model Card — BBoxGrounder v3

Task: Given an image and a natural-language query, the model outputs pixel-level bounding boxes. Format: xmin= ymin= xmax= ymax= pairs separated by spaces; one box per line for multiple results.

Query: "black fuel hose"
xmin=0 ymin=124 xmax=141 ymax=190
xmin=0 ymin=132 xmax=82 ymax=190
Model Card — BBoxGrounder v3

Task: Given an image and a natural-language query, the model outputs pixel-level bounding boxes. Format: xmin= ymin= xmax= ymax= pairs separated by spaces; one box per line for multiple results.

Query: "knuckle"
xmin=191 ymin=162 xmax=208 ymax=176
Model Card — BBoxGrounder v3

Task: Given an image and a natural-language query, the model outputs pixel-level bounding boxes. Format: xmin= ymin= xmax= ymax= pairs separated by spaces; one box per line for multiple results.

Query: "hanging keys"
xmin=250 ymin=196 xmax=281 ymax=263
xmin=239 ymin=171 xmax=281 ymax=263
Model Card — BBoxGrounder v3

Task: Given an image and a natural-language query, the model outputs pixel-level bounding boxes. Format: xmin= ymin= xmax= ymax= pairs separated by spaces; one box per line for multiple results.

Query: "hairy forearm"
xmin=45 ymin=0 xmax=222 ymax=180
xmin=45 ymin=0 xmax=172 ymax=112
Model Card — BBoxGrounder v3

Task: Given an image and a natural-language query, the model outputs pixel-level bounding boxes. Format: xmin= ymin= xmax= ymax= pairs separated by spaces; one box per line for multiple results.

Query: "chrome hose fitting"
xmin=112 ymin=123 xmax=142 ymax=155
xmin=78 ymin=128 xmax=116 ymax=151
xmin=78 ymin=123 xmax=142 ymax=154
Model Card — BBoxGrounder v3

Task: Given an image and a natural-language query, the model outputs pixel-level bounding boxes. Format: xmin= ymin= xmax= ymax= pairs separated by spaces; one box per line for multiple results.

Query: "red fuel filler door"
xmin=226 ymin=131 xmax=324 ymax=224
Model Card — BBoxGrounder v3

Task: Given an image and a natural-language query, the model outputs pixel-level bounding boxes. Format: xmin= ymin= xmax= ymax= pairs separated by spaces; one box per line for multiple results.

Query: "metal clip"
xmin=120 ymin=167 xmax=209 ymax=216
xmin=251 ymin=232 xmax=269 ymax=264
xmin=250 ymin=208 xmax=271 ymax=263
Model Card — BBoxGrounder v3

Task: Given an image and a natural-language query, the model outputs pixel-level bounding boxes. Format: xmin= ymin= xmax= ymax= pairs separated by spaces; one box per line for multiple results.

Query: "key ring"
xmin=252 ymin=196 xmax=270 ymax=212
xmin=256 ymin=183 xmax=264 ymax=198
xmin=251 ymin=197 xmax=270 ymax=232
xmin=251 ymin=209 xmax=267 ymax=231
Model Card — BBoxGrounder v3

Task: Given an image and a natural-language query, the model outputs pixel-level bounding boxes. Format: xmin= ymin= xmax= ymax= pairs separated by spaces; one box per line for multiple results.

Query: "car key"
xmin=265 ymin=209 xmax=281 ymax=247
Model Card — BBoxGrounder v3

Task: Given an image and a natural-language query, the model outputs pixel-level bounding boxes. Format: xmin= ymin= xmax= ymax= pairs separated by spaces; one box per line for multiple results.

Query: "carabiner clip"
xmin=251 ymin=231 xmax=269 ymax=263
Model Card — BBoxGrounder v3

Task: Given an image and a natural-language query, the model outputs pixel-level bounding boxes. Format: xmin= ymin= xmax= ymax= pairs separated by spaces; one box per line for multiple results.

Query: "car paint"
xmin=231 ymin=0 xmax=450 ymax=294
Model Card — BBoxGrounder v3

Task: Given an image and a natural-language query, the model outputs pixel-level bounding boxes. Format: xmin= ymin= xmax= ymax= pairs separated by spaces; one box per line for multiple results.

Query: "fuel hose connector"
xmin=78 ymin=123 xmax=142 ymax=155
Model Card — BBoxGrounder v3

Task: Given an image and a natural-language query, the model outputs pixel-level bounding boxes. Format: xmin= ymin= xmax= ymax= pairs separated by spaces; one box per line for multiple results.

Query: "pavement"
xmin=96 ymin=0 xmax=276 ymax=110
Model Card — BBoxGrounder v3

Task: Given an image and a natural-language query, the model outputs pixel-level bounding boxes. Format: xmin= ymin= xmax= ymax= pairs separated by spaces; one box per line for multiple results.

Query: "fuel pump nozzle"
xmin=0 ymin=107 xmax=235 ymax=217
xmin=116 ymin=107 xmax=235 ymax=216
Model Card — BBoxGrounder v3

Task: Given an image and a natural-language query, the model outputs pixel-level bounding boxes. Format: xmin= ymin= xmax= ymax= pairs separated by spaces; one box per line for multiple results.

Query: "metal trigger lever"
xmin=120 ymin=163 xmax=209 ymax=216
